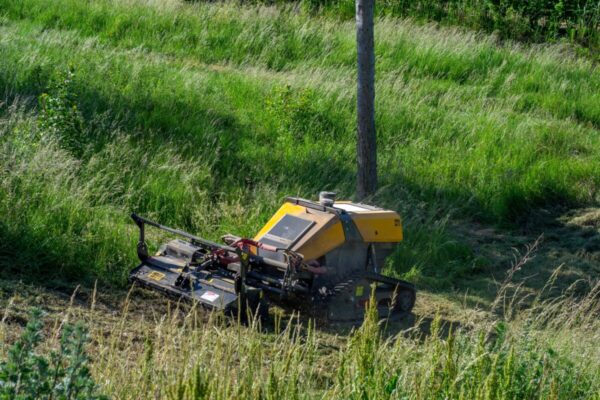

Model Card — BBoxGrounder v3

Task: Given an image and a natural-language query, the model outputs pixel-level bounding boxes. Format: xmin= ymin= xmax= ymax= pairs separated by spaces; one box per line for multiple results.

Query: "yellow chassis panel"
xmin=254 ymin=202 xmax=345 ymax=260
xmin=254 ymin=200 xmax=402 ymax=261
xmin=351 ymin=212 xmax=403 ymax=242
xmin=296 ymin=221 xmax=344 ymax=260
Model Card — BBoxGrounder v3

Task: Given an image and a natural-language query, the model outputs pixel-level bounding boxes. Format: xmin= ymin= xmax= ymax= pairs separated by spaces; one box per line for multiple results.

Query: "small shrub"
xmin=38 ymin=67 xmax=86 ymax=157
xmin=0 ymin=308 xmax=107 ymax=400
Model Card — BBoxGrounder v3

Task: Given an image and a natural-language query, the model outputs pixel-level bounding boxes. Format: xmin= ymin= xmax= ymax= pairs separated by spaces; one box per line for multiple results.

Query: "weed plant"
xmin=0 ymin=308 xmax=107 ymax=399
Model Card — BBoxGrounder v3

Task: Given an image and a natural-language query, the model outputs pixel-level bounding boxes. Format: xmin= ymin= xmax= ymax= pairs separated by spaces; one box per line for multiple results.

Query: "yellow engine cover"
xmin=334 ymin=201 xmax=403 ymax=242
xmin=254 ymin=198 xmax=403 ymax=261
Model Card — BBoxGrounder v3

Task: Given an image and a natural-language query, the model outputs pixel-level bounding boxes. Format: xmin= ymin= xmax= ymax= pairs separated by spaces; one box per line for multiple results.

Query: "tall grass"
xmin=83 ymin=273 xmax=600 ymax=399
xmin=314 ymin=0 xmax=600 ymax=55
xmin=0 ymin=0 xmax=599 ymax=284
xmin=1 ymin=1 xmax=598 ymax=213
xmin=1 ymin=270 xmax=598 ymax=399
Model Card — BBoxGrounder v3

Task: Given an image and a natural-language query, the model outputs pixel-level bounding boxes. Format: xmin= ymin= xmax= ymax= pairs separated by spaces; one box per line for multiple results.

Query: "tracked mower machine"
xmin=130 ymin=193 xmax=415 ymax=321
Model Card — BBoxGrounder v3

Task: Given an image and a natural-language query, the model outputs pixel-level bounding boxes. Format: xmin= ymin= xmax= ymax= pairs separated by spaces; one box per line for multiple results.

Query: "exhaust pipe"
xmin=319 ymin=191 xmax=336 ymax=207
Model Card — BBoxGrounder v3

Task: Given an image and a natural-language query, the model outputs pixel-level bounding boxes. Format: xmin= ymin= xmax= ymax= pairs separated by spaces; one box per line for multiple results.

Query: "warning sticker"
xmin=148 ymin=271 xmax=165 ymax=281
xmin=200 ymin=291 xmax=220 ymax=302
xmin=355 ymin=286 xmax=364 ymax=297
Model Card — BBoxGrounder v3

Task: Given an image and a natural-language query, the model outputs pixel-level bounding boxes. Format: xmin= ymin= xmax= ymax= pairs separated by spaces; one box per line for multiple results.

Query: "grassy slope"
xmin=1 ymin=0 xmax=600 ymax=214
xmin=0 ymin=1 xmax=599 ymax=397
xmin=0 ymin=0 xmax=599 ymax=287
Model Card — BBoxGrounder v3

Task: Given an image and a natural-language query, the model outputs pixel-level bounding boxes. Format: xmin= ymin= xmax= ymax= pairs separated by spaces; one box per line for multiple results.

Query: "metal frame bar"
xmin=131 ymin=213 xmax=235 ymax=252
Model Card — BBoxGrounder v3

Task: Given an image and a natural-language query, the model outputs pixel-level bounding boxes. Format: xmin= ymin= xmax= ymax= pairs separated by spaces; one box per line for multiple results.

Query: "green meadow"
xmin=0 ymin=1 xmax=598 ymax=398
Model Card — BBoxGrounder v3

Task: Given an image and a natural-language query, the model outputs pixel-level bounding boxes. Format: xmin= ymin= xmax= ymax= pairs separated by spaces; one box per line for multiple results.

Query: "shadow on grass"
xmin=429 ymin=206 xmax=600 ymax=308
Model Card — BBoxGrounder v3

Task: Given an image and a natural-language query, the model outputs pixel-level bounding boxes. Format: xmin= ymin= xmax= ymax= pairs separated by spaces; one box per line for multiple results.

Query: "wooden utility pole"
xmin=356 ymin=0 xmax=377 ymax=200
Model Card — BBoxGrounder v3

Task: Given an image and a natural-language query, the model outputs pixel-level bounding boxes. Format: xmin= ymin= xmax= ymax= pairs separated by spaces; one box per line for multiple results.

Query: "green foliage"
xmin=0 ymin=308 xmax=107 ymax=400
xmin=266 ymin=85 xmax=340 ymax=140
xmin=38 ymin=68 xmax=86 ymax=156
xmin=310 ymin=0 xmax=600 ymax=53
